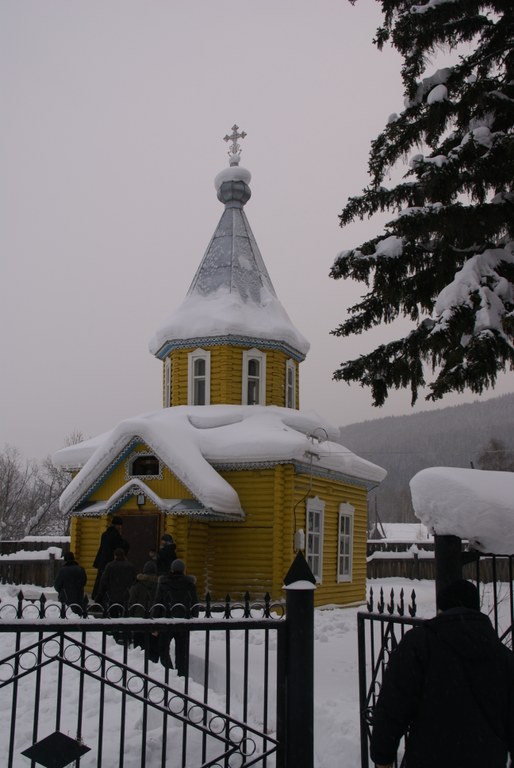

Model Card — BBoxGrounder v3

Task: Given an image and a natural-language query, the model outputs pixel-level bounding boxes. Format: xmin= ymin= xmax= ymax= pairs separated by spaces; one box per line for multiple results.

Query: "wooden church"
xmin=53 ymin=127 xmax=386 ymax=607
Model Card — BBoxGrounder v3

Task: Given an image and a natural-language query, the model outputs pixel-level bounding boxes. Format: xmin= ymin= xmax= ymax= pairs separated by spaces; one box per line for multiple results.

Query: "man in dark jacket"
xmin=129 ymin=560 xmax=160 ymax=661
xmin=154 ymin=558 xmax=198 ymax=675
xmin=156 ymin=533 xmax=177 ymax=575
xmin=97 ymin=547 xmax=137 ymax=613
xmin=92 ymin=516 xmax=129 ymax=600
xmin=370 ymin=579 xmax=514 ymax=768
xmin=54 ymin=551 xmax=87 ymax=614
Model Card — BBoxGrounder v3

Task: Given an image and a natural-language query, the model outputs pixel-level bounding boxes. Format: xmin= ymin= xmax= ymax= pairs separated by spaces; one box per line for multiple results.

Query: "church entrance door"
xmin=121 ymin=513 xmax=160 ymax=572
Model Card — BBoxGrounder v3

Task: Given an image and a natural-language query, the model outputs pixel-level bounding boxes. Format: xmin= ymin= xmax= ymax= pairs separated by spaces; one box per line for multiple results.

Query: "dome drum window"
xmin=188 ymin=349 xmax=211 ymax=406
xmin=286 ymin=359 xmax=296 ymax=409
xmin=164 ymin=358 xmax=172 ymax=408
xmin=242 ymin=349 xmax=266 ymax=405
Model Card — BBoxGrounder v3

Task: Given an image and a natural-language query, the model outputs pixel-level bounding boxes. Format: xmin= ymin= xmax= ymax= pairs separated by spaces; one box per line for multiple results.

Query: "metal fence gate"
xmin=359 ymin=554 xmax=514 ymax=768
xmin=0 ymin=594 xmax=288 ymax=768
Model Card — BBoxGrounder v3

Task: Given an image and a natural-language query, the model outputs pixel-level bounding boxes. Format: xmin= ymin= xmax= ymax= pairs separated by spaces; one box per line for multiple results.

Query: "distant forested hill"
xmin=339 ymin=393 xmax=514 ymax=523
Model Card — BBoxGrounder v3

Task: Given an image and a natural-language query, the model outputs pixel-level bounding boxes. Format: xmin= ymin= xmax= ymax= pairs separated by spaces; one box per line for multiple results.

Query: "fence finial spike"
xmin=408 ymin=589 xmax=417 ymax=617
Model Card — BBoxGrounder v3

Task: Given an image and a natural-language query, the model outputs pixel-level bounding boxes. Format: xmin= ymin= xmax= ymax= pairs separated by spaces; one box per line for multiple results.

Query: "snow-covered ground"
xmin=1 ymin=577 xmax=510 ymax=767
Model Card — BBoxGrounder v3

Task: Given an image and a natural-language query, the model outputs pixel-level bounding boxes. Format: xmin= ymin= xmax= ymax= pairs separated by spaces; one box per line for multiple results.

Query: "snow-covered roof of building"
xmin=369 ymin=522 xmax=432 ymax=543
xmin=410 ymin=467 xmax=514 ymax=555
xmin=149 ymin=158 xmax=310 ymax=360
xmin=54 ymin=405 xmax=386 ymax=517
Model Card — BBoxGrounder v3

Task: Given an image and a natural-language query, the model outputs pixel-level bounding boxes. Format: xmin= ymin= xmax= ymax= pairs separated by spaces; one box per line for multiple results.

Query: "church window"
xmin=130 ymin=454 xmax=160 ymax=477
xmin=242 ymin=349 xmax=266 ymax=405
xmin=306 ymin=496 xmax=325 ymax=583
xmin=285 ymin=359 xmax=296 ymax=409
xmin=188 ymin=349 xmax=211 ymax=405
xmin=337 ymin=503 xmax=354 ymax=582
xmin=164 ymin=358 xmax=172 ymax=408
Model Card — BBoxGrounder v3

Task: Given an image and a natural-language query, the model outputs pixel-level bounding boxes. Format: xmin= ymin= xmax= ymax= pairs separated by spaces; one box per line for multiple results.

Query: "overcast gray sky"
xmin=1 ymin=0 xmax=512 ymax=462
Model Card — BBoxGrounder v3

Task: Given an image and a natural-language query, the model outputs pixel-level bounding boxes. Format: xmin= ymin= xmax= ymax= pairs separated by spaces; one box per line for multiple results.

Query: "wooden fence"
xmin=0 ymin=556 xmax=62 ymax=588
xmin=0 ymin=538 xmax=69 ymax=588
xmin=367 ymin=553 xmax=514 ymax=583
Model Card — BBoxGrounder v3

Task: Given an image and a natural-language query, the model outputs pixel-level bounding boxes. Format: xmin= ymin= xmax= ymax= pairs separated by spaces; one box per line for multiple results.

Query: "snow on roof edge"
xmin=410 ymin=466 xmax=514 ymax=555
xmin=55 ymin=405 xmax=386 ymax=517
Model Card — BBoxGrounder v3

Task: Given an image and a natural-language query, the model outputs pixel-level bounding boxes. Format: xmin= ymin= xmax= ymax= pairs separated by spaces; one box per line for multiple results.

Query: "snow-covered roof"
xmin=54 ymin=405 xmax=386 ymax=517
xmin=410 ymin=467 xmax=514 ymax=555
xmin=369 ymin=522 xmax=432 ymax=543
xmin=149 ymin=162 xmax=310 ymax=360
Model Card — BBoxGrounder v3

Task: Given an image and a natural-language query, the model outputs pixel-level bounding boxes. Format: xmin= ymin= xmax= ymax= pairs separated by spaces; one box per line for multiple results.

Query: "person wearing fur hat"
xmin=154 ymin=558 xmax=198 ymax=675
xmin=129 ymin=560 xmax=159 ymax=615
xmin=370 ymin=579 xmax=514 ymax=768
xmin=129 ymin=560 xmax=159 ymax=661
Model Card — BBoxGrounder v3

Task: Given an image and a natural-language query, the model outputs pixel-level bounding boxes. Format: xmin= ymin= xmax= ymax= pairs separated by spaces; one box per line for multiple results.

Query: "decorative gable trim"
xmin=72 ymin=437 xmax=141 ymax=511
xmin=72 ymin=477 xmax=244 ymax=521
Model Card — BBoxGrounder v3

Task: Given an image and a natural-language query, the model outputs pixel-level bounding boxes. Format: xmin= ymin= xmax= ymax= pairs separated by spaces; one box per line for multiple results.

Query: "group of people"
xmin=54 ymin=516 xmax=198 ymax=675
xmin=55 ymin=518 xmax=514 ymax=761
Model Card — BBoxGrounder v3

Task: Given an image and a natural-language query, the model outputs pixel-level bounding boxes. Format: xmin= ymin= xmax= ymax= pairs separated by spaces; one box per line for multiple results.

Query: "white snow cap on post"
xmin=410 ymin=467 xmax=514 ymax=555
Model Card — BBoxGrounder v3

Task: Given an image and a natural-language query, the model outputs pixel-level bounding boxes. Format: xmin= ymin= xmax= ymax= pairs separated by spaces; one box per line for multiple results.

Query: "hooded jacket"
xmin=128 ymin=573 xmax=159 ymax=617
xmin=370 ymin=608 xmax=514 ymax=768
xmin=154 ymin=571 xmax=198 ymax=618
xmin=98 ymin=558 xmax=137 ymax=606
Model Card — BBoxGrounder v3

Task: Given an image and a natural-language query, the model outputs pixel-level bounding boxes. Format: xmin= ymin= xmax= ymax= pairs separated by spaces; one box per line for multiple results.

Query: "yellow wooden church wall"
xmin=70 ymin=515 xmax=111 ymax=594
xmin=181 ymin=465 xmax=367 ymax=606
xmin=185 ymin=467 xmax=278 ymax=599
xmin=72 ymin=448 xmax=368 ymax=605
xmin=292 ymin=474 xmax=368 ymax=607
xmin=164 ymin=347 xmax=299 ymax=408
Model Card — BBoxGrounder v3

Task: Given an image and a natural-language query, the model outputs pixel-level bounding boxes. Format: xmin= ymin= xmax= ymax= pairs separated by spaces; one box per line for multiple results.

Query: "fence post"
xmin=283 ymin=552 xmax=316 ymax=768
xmin=434 ymin=534 xmax=462 ymax=608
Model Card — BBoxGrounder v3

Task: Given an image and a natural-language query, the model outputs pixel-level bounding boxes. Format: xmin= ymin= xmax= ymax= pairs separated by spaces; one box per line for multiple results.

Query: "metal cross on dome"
xmin=223 ymin=124 xmax=247 ymax=164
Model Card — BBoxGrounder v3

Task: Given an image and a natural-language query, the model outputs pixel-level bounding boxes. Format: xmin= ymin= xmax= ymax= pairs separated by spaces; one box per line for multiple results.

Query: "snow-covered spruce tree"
xmin=331 ymin=0 xmax=514 ymax=406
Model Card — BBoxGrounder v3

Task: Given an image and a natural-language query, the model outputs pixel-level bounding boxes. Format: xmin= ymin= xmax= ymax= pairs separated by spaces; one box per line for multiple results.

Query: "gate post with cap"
xmin=434 ymin=534 xmax=463 ymax=609
xmin=283 ymin=551 xmax=316 ymax=768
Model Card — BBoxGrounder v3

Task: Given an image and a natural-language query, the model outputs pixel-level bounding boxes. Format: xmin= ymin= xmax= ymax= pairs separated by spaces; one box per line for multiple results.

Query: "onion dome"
xmin=149 ymin=126 xmax=310 ymax=361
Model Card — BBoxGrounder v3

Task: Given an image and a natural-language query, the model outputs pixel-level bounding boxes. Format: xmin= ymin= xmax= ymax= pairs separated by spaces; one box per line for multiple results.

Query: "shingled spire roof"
xmin=149 ymin=128 xmax=310 ymax=360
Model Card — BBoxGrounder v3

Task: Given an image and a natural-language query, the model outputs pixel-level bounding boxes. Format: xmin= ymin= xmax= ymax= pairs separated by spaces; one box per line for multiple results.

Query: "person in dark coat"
xmin=370 ymin=579 xmax=514 ymax=768
xmin=156 ymin=533 xmax=177 ymax=575
xmin=54 ymin=551 xmax=87 ymax=614
xmin=92 ymin=516 xmax=129 ymax=600
xmin=97 ymin=548 xmax=137 ymax=614
xmin=129 ymin=560 xmax=159 ymax=614
xmin=129 ymin=560 xmax=160 ymax=661
xmin=154 ymin=558 xmax=198 ymax=675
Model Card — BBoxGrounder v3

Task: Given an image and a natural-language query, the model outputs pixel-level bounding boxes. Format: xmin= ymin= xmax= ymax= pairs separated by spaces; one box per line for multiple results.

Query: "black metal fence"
xmin=0 ymin=590 xmax=301 ymax=768
xmin=358 ymin=588 xmax=422 ymax=768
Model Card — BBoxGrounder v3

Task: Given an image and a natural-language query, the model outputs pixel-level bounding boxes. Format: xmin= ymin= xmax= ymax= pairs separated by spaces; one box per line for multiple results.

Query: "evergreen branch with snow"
xmin=332 ymin=0 xmax=514 ymax=404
